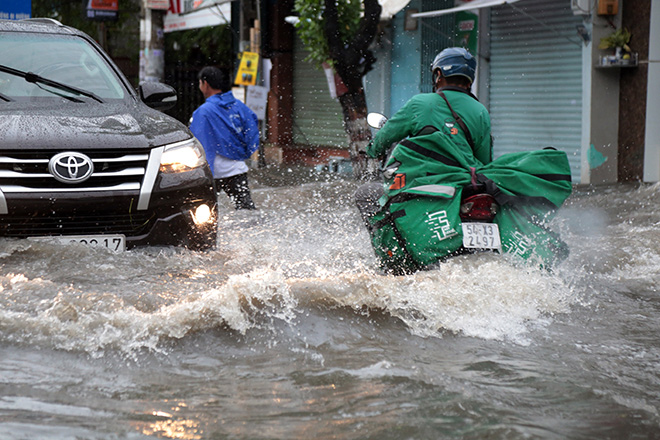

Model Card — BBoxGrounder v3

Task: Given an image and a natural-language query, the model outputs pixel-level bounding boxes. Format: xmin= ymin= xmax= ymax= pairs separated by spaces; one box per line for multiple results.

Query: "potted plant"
xmin=599 ymin=28 xmax=632 ymax=61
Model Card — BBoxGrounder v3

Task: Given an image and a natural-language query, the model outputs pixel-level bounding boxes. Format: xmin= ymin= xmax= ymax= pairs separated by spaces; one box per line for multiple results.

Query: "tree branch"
xmin=353 ymin=0 xmax=381 ymax=50
xmin=322 ymin=0 xmax=381 ymax=93
xmin=323 ymin=0 xmax=342 ymax=61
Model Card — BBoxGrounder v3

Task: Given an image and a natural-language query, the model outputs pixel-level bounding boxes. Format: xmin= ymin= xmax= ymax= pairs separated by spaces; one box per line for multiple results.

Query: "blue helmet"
xmin=431 ymin=47 xmax=476 ymax=84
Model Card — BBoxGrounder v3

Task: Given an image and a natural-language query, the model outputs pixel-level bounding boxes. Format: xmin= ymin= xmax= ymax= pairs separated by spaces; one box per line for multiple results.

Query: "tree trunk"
xmin=338 ymin=88 xmax=380 ymax=179
xmin=322 ymin=0 xmax=382 ymax=178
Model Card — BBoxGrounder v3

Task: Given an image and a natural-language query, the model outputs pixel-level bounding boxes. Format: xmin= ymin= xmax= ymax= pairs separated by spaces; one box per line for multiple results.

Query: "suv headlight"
xmin=160 ymin=138 xmax=207 ymax=173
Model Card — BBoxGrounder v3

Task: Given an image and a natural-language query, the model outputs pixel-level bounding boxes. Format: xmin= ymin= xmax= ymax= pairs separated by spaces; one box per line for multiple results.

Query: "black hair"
xmin=198 ymin=66 xmax=232 ymax=92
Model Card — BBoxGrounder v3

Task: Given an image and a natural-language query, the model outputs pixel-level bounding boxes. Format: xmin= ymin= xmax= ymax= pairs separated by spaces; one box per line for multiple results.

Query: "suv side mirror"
xmin=138 ymin=81 xmax=177 ymax=111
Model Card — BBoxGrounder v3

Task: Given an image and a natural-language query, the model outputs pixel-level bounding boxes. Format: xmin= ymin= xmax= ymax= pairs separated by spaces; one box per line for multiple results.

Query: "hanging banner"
xmin=165 ymin=0 xmax=230 ymax=32
xmin=234 ymin=52 xmax=260 ymax=86
xmin=86 ymin=0 xmax=118 ymax=21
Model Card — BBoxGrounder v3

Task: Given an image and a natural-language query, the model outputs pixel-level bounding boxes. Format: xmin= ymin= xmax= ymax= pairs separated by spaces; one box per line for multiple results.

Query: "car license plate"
xmin=29 ymin=234 xmax=126 ymax=252
xmin=461 ymin=222 xmax=501 ymax=250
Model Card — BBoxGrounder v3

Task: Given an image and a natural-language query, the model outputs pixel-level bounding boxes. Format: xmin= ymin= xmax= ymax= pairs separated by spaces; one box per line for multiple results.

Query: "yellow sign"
xmin=234 ymin=52 xmax=259 ymax=86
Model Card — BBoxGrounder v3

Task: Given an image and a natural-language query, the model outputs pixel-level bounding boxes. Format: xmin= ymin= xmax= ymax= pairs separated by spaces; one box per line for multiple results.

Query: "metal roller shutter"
xmin=489 ymin=0 xmax=583 ymax=180
xmin=292 ymin=37 xmax=347 ymax=148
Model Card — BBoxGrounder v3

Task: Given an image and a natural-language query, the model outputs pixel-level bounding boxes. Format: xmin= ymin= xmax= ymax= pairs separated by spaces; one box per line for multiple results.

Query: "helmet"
xmin=430 ymin=47 xmax=476 ymax=83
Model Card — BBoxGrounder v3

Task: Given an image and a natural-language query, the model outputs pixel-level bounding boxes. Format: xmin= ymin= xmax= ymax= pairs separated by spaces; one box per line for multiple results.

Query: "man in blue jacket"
xmin=190 ymin=66 xmax=259 ymax=210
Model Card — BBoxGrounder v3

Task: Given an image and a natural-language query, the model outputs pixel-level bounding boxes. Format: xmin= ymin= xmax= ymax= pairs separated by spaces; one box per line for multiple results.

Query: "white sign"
xmin=147 ymin=0 xmax=169 ymax=10
xmin=246 ymin=86 xmax=268 ymax=120
xmin=164 ymin=0 xmax=230 ymax=33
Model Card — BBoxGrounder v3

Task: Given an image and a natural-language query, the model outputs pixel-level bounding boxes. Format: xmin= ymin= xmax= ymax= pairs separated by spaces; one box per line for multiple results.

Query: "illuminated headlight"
xmin=160 ymin=138 xmax=207 ymax=173
xmin=191 ymin=203 xmax=213 ymax=225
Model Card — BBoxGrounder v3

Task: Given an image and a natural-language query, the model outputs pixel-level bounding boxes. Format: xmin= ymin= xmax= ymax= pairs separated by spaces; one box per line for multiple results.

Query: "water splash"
xmin=0 ymin=179 xmax=577 ymax=356
xmin=289 ymin=254 xmax=573 ymax=344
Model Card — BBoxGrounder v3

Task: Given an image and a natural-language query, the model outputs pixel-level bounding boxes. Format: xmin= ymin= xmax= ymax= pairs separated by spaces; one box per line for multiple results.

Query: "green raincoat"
xmin=367 ymin=88 xmax=492 ymax=166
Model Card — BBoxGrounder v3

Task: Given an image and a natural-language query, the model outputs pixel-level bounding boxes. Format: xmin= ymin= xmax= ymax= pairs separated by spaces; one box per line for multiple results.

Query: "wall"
xmin=643 ymin=0 xmax=660 ymax=182
xmin=586 ymin=10 xmax=622 ymax=184
xmin=364 ymin=23 xmax=393 ymax=118
xmin=265 ymin=0 xmax=295 ymax=160
xmin=618 ymin=0 xmax=650 ymax=181
xmin=389 ymin=0 xmax=423 ymax=115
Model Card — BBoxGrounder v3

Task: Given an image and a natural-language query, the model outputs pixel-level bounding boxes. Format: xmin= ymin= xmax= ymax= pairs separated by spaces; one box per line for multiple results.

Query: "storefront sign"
xmin=234 ymin=52 xmax=260 ymax=86
xmin=86 ymin=0 xmax=118 ymax=21
xmin=0 ymin=0 xmax=31 ymax=20
xmin=165 ymin=0 xmax=230 ymax=32
xmin=455 ymin=11 xmax=478 ymax=54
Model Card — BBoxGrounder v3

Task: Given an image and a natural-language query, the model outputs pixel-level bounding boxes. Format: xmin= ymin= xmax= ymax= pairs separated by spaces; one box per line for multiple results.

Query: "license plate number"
xmin=29 ymin=234 xmax=126 ymax=252
xmin=461 ymin=223 xmax=501 ymax=250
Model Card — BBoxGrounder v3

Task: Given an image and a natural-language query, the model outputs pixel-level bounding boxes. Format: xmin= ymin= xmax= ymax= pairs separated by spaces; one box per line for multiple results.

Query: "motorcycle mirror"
xmin=367 ymin=112 xmax=388 ymax=129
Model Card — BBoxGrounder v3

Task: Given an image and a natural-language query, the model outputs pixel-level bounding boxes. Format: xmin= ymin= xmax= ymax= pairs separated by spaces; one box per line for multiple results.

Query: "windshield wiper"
xmin=0 ymin=63 xmax=104 ymax=103
xmin=34 ymin=82 xmax=84 ymax=103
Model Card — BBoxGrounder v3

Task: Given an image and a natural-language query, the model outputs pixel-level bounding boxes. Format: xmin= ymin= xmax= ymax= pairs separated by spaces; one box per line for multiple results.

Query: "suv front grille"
xmin=2 ymin=212 xmax=154 ymax=237
xmin=0 ymin=148 xmax=161 ymax=237
xmin=0 ymin=149 xmax=150 ymax=192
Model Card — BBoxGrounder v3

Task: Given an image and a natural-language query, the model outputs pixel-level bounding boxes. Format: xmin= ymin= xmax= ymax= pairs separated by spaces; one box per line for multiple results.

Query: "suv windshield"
xmin=0 ymin=33 xmax=126 ymax=100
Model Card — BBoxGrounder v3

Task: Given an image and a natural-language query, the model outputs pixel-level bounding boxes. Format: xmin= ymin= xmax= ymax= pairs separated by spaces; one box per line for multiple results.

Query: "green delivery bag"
xmin=368 ymin=142 xmax=573 ymax=274
xmin=480 ymin=149 xmax=573 ymax=267
xmin=370 ymin=184 xmax=465 ymax=273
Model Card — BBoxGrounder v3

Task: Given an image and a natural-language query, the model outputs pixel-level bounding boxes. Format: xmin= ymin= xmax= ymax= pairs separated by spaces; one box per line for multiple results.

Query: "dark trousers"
xmin=216 ymin=172 xmax=256 ymax=210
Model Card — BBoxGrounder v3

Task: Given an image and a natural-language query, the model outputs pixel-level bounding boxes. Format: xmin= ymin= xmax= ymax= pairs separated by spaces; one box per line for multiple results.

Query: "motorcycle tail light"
xmin=460 ymin=194 xmax=498 ymax=221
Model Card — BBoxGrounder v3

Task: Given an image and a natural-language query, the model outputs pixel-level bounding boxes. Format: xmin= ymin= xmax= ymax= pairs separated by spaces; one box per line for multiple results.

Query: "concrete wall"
xmin=644 ymin=0 xmax=660 ymax=182
xmin=364 ymin=23 xmax=393 ymax=118
xmin=584 ymin=9 xmax=622 ymax=184
xmin=618 ymin=0 xmax=651 ymax=182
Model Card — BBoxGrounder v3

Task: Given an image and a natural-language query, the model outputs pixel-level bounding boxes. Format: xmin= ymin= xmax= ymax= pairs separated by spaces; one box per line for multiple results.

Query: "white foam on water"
xmin=0 ymin=254 xmax=574 ymax=355
xmin=289 ymin=254 xmax=573 ymax=345
xmin=0 ymin=268 xmax=298 ymax=357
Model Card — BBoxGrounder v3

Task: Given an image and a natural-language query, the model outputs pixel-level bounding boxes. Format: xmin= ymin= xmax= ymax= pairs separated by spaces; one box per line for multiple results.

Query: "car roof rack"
xmin=21 ymin=18 xmax=64 ymax=26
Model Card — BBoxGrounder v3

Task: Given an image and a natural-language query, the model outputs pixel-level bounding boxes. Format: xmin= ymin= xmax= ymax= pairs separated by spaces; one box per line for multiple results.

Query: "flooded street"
xmin=1 ymin=167 xmax=659 ymax=439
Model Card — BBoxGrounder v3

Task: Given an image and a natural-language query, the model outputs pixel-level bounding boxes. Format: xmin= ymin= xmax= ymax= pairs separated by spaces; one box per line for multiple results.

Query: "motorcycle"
xmin=363 ymin=112 xmax=573 ymax=275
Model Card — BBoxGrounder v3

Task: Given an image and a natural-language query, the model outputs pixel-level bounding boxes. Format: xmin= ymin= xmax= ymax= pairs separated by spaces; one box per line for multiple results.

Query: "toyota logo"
xmin=49 ymin=152 xmax=94 ymax=184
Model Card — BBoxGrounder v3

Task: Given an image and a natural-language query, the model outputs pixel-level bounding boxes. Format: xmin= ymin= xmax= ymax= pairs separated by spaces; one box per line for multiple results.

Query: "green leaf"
xmin=293 ymin=0 xmax=363 ymax=69
xmin=598 ymin=28 xmax=632 ymax=50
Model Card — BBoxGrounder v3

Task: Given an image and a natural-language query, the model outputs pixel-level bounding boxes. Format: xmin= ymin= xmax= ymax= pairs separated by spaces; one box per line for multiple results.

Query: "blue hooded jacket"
xmin=190 ymin=91 xmax=260 ymax=164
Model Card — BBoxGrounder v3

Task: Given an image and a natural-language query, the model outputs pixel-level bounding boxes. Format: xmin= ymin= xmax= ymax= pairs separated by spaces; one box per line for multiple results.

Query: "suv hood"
xmin=0 ymin=100 xmax=191 ymax=150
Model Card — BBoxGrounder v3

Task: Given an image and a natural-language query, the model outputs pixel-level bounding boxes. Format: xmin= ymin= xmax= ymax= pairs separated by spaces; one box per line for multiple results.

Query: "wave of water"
xmin=0 ymin=237 xmax=573 ymax=357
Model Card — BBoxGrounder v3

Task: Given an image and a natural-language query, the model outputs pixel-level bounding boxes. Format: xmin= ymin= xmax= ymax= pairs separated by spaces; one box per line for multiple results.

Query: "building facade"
xmin=263 ymin=0 xmax=659 ymax=185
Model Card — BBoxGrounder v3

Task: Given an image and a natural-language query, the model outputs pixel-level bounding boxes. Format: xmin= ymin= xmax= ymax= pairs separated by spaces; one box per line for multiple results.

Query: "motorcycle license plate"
xmin=461 ymin=223 xmax=501 ymax=250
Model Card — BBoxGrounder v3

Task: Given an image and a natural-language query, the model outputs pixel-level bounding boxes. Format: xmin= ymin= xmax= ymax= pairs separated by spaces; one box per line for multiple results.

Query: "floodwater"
xmin=0 ymin=167 xmax=659 ymax=439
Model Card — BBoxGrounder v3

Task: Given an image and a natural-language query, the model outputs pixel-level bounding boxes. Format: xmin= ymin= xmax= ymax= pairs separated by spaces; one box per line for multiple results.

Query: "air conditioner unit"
xmin=571 ymin=0 xmax=591 ymax=15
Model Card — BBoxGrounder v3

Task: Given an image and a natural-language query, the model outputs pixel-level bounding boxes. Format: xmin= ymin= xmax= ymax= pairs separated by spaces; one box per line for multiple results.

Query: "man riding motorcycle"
xmin=355 ymin=47 xmax=492 ymax=225
xmin=355 ymin=47 xmax=573 ymax=274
